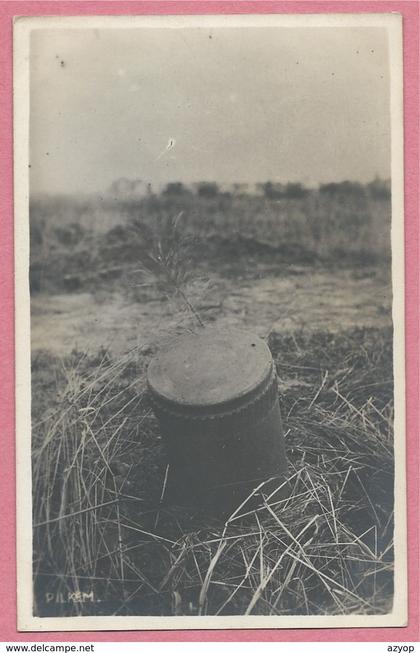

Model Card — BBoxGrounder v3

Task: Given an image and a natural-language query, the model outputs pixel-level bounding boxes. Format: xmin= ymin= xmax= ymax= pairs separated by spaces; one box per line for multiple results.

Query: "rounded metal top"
xmin=147 ymin=327 xmax=273 ymax=410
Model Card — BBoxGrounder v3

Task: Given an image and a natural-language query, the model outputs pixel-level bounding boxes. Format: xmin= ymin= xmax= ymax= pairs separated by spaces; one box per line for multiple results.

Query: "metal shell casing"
xmin=147 ymin=327 xmax=288 ymax=512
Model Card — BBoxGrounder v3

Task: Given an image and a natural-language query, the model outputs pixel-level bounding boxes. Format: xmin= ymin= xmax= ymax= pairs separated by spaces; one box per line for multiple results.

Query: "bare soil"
xmin=32 ymin=266 xmax=392 ymax=356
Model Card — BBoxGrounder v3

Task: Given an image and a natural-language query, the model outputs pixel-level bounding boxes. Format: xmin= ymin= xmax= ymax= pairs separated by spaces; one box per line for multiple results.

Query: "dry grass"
xmin=32 ymin=326 xmax=394 ymax=617
xmin=29 ymin=189 xmax=391 ymax=294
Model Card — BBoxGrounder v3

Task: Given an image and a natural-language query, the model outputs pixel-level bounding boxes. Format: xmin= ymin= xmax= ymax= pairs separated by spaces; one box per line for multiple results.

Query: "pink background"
xmin=0 ymin=0 xmax=418 ymax=643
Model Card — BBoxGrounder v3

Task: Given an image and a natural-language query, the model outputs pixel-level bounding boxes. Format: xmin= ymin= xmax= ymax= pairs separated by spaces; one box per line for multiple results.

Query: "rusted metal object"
xmin=147 ymin=327 xmax=288 ymax=512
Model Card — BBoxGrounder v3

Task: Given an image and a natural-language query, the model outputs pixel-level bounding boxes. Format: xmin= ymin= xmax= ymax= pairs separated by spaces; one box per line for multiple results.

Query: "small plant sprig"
xmin=134 ymin=212 xmax=207 ymax=328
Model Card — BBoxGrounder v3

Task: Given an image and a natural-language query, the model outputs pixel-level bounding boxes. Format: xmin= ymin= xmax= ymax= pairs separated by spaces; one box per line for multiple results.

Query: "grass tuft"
xmin=32 ymin=326 xmax=394 ymax=617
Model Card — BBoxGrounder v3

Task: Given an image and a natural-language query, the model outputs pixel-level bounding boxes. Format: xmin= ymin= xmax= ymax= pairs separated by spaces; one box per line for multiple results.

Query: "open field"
xmin=30 ymin=184 xmax=391 ymax=296
xmin=31 ymin=267 xmax=391 ymax=356
xmin=30 ymin=185 xmax=395 ymax=617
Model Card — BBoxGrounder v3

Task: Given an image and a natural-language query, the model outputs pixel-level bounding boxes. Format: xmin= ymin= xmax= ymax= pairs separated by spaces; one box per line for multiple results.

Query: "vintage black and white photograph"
xmin=14 ymin=14 xmax=406 ymax=630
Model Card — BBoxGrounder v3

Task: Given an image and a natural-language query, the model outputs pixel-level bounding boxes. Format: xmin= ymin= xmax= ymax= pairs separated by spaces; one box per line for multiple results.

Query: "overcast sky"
xmin=30 ymin=25 xmax=391 ymax=195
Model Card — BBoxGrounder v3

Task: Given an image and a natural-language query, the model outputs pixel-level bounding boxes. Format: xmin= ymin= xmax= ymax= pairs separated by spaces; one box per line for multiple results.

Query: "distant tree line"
xmin=257 ymin=182 xmax=309 ymax=200
xmin=107 ymin=177 xmax=391 ymax=201
xmin=160 ymin=178 xmax=391 ymax=200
